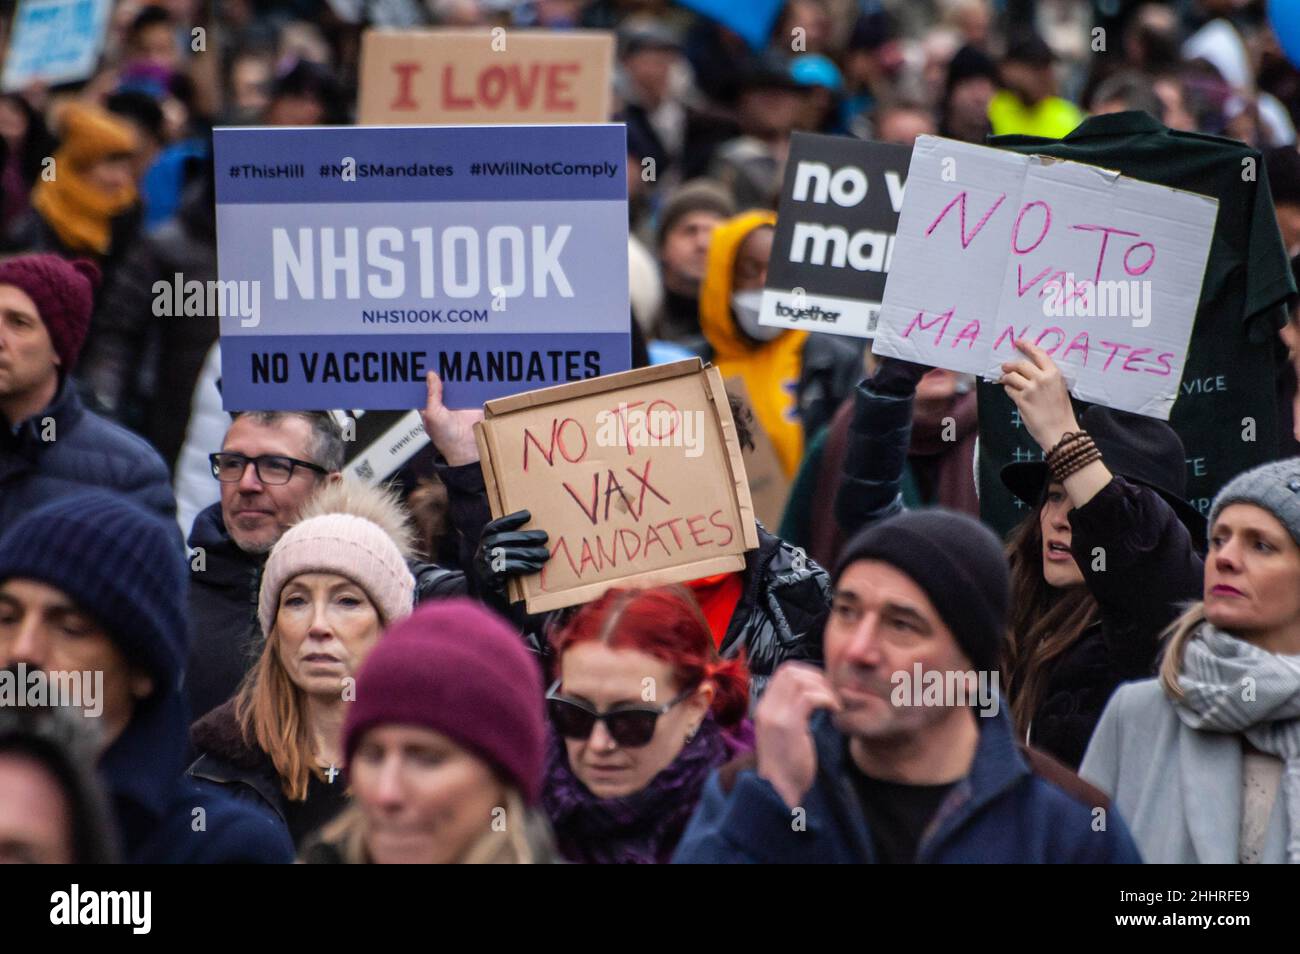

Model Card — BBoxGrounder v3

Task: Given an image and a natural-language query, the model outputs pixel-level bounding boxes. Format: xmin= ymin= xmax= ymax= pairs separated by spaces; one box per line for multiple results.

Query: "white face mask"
xmin=731 ymin=289 xmax=782 ymax=342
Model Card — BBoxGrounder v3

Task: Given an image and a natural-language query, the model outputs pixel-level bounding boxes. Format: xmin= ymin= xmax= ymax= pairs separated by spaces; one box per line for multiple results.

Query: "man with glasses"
xmin=185 ymin=411 xmax=345 ymax=720
xmin=186 ymin=410 xmax=472 ymax=721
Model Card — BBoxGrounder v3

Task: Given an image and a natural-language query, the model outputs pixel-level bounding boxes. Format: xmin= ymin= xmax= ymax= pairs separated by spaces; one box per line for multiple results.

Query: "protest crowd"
xmin=3 ymin=0 xmax=1300 ymax=871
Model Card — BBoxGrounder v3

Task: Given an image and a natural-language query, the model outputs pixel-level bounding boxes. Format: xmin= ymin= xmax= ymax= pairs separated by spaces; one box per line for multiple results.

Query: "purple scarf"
xmin=542 ymin=717 xmax=754 ymax=864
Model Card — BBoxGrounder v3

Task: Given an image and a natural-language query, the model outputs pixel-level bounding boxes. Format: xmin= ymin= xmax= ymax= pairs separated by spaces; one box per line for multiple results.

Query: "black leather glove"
xmin=472 ymin=510 xmax=550 ymax=596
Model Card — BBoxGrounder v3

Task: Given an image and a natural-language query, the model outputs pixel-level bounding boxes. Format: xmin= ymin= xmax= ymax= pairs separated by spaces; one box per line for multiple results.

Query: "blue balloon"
xmin=1270 ymin=0 xmax=1300 ymax=68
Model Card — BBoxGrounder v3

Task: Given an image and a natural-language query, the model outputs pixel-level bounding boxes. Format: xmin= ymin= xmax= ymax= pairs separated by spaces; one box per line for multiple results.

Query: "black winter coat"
xmin=1028 ymin=477 xmax=1204 ymax=767
xmin=78 ymin=176 xmax=219 ymax=469
xmin=185 ymin=502 xmax=264 ymax=723
xmin=183 ymin=501 xmax=468 ymax=722
xmin=0 ymin=377 xmax=175 ymax=530
xmin=187 ymin=700 xmax=349 ymax=849
xmin=797 ymin=333 xmax=866 ymax=441
xmin=4 ymin=201 xmax=142 ymax=274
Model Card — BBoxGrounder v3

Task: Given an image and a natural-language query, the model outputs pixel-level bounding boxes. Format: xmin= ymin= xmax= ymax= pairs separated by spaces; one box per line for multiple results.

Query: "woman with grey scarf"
xmin=1082 ymin=458 xmax=1300 ymax=863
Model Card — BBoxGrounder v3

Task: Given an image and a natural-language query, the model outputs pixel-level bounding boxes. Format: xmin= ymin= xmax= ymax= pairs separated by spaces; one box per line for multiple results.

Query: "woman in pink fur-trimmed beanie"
xmin=255 ymin=482 xmax=416 ymax=638
xmin=187 ymin=479 xmax=416 ymax=850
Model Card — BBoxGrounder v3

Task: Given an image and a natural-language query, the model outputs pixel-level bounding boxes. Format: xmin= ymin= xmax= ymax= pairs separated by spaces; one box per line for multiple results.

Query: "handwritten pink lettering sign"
xmin=872 ymin=136 xmax=1218 ymax=419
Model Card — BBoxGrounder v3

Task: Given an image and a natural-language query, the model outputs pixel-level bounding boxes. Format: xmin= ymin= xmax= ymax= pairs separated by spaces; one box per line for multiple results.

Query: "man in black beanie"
xmin=675 ymin=509 xmax=1142 ymax=864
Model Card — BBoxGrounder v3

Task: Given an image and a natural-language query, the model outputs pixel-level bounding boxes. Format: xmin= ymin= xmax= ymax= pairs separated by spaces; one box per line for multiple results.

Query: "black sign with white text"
xmin=760 ymin=133 xmax=912 ymax=338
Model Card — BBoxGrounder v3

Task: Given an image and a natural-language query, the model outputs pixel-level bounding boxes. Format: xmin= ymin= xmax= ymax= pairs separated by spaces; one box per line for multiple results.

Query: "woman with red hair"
xmin=542 ymin=586 xmax=754 ymax=863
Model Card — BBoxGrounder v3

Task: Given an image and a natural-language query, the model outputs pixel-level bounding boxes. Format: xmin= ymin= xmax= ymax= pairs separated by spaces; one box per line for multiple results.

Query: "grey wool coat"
xmin=1080 ymin=678 xmax=1291 ymax=863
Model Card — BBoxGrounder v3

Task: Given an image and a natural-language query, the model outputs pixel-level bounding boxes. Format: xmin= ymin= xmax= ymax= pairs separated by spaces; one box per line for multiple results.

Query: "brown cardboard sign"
xmin=724 ymin=376 xmax=790 ymax=530
xmin=358 ymin=28 xmax=613 ymax=125
xmin=475 ymin=359 xmax=760 ymax=613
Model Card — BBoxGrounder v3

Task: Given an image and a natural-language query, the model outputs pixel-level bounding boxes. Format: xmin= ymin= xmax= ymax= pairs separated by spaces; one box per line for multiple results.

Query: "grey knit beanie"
xmin=1208 ymin=458 xmax=1300 ymax=547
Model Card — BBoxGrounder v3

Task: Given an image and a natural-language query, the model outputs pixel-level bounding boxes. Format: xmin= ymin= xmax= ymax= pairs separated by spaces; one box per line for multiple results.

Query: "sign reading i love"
xmin=358 ymin=29 xmax=613 ymax=125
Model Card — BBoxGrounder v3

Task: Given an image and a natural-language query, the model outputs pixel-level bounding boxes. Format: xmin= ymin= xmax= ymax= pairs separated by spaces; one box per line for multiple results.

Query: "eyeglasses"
xmin=209 ymin=452 xmax=327 ymax=486
xmin=545 ymin=680 xmax=694 ymax=748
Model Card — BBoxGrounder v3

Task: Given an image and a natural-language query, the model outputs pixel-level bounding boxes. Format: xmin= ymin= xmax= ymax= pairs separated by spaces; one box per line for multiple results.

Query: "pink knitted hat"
xmin=257 ymin=482 xmax=416 ymax=635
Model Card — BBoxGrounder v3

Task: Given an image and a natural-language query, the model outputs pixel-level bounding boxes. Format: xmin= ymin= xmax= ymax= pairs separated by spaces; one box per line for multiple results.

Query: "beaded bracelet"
xmin=1055 ymin=448 xmax=1102 ymax=482
xmin=1045 ymin=431 xmax=1097 ymax=467
xmin=1045 ymin=430 xmax=1088 ymax=462
xmin=1050 ymin=438 xmax=1101 ymax=482
xmin=1049 ymin=437 xmax=1095 ymax=471
xmin=1045 ymin=428 xmax=1086 ymax=454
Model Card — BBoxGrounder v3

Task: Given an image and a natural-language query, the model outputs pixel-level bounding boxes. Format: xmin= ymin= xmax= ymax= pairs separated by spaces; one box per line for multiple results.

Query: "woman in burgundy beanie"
xmin=301 ymin=598 xmax=559 ymax=864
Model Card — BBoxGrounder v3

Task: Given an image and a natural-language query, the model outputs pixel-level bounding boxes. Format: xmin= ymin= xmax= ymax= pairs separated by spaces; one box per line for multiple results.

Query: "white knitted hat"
xmin=258 ymin=480 xmax=416 ymax=635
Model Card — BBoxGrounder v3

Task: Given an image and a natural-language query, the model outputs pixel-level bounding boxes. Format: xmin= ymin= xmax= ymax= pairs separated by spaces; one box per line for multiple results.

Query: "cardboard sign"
xmin=2 ymin=0 xmax=111 ymax=91
xmin=872 ymin=136 xmax=1218 ymax=419
xmin=761 ymin=133 xmax=911 ymax=338
xmin=725 ymin=375 xmax=789 ymax=529
xmin=213 ymin=123 xmax=630 ymax=411
xmin=475 ymin=359 xmax=759 ymax=613
xmin=358 ymin=29 xmax=613 ymax=125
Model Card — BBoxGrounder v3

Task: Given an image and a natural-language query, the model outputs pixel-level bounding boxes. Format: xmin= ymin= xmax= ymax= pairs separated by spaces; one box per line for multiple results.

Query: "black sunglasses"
xmin=209 ymin=452 xmax=328 ymax=485
xmin=546 ymin=680 xmax=694 ymax=748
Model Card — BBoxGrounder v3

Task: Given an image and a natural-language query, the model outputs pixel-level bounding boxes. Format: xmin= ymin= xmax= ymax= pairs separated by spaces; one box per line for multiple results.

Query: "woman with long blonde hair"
xmin=188 ymin=480 xmax=416 ymax=848
xmin=1082 ymin=459 xmax=1300 ymax=863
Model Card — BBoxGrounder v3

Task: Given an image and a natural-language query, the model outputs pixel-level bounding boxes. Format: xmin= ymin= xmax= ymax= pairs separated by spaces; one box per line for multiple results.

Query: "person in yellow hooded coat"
xmin=697 ymin=209 xmax=861 ymax=479
xmin=4 ymin=103 xmax=141 ymax=275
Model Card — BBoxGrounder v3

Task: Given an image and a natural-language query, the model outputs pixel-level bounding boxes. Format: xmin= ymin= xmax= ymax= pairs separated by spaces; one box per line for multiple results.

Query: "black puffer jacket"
xmin=187 ymin=699 xmax=349 ymax=849
xmin=183 ymin=501 xmax=468 ymax=722
xmin=719 ymin=524 xmax=830 ymax=695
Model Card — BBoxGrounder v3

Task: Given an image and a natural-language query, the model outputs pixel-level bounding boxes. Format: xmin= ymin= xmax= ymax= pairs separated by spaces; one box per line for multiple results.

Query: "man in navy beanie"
xmin=0 ymin=253 xmax=174 ymax=527
xmin=675 ymin=508 xmax=1143 ymax=864
xmin=0 ymin=491 xmax=292 ymax=862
